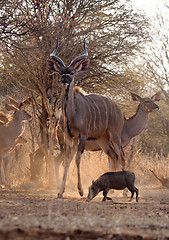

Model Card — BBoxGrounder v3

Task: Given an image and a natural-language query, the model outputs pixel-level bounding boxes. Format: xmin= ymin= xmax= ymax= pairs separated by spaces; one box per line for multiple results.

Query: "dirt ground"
xmin=0 ymin=185 xmax=169 ymax=240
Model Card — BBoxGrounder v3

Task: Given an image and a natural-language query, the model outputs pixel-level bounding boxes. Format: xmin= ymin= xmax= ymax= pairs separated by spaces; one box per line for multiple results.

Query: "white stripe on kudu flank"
xmin=102 ymin=98 xmax=108 ymax=128
xmin=86 ymin=100 xmax=92 ymax=132
xmin=108 ymin=97 xmax=114 ymax=119
xmin=86 ymin=97 xmax=97 ymax=130
xmin=89 ymin=96 xmax=102 ymax=130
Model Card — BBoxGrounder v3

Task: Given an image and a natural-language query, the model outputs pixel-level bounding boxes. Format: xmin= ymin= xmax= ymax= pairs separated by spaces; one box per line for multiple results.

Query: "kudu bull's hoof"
xmin=77 ymin=186 xmax=83 ymax=197
xmin=78 ymin=189 xmax=84 ymax=197
xmin=57 ymin=193 xmax=63 ymax=199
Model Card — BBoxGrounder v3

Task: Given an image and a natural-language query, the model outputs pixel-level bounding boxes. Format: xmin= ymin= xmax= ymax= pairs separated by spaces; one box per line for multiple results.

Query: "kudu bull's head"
xmin=47 ymin=40 xmax=90 ymax=88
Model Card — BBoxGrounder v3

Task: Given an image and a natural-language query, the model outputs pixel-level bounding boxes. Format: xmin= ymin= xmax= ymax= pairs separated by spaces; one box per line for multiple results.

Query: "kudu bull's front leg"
xmin=57 ymin=139 xmax=77 ymax=198
xmin=75 ymin=136 xmax=87 ymax=197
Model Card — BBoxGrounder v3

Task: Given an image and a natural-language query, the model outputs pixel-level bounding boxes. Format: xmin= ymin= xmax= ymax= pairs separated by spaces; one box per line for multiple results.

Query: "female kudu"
xmin=0 ymin=97 xmax=31 ymax=188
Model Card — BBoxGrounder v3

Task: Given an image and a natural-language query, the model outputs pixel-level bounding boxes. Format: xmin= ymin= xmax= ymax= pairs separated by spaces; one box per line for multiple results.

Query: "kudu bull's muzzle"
xmin=61 ymin=74 xmax=72 ymax=88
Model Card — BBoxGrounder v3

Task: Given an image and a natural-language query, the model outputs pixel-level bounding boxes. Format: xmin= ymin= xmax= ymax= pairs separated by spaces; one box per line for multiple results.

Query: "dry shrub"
xmin=9 ymin=144 xmax=31 ymax=187
xmin=127 ymin=150 xmax=169 ymax=187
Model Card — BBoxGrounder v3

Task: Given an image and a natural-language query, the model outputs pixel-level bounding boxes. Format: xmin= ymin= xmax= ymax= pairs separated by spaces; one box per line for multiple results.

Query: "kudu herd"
xmin=0 ymin=97 xmax=31 ymax=189
xmin=48 ymin=40 xmax=161 ymax=198
xmin=0 ymin=40 xmax=161 ymax=199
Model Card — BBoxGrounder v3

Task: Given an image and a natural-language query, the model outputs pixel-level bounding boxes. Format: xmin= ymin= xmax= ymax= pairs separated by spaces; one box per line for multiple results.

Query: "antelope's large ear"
xmin=7 ymin=96 xmax=20 ymax=108
xmin=47 ymin=59 xmax=61 ymax=72
xmin=130 ymin=92 xmax=142 ymax=102
xmin=74 ymin=59 xmax=90 ymax=73
xmin=16 ymin=136 xmax=28 ymax=145
xmin=19 ymin=102 xmax=24 ymax=109
xmin=5 ymin=104 xmax=17 ymax=112
xmin=0 ymin=113 xmax=8 ymax=124
xmin=22 ymin=98 xmax=31 ymax=106
xmin=151 ymin=91 xmax=162 ymax=102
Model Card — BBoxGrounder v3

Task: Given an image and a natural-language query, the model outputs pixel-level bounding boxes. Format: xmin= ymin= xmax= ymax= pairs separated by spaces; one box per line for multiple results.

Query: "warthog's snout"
xmin=86 ymin=190 xmax=94 ymax=201
xmin=87 ymin=182 xmax=100 ymax=201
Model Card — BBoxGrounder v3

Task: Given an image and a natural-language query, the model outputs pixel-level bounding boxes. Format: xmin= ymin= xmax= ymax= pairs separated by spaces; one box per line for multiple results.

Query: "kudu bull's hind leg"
xmin=54 ymin=151 xmax=65 ymax=187
xmin=97 ymin=137 xmax=121 ymax=171
xmin=109 ymin=132 xmax=125 ymax=170
xmin=57 ymin=139 xmax=77 ymax=198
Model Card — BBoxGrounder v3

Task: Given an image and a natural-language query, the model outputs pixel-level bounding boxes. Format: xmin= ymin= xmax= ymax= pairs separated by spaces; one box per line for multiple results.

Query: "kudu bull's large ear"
xmin=73 ymin=59 xmax=90 ymax=73
xmin=47 ymin=59 xmax=62 ymax=73
xmin=151 ymin=91 xmax=162 ymax=102
xmin=130 ymin=92 xmax=142 ymax=102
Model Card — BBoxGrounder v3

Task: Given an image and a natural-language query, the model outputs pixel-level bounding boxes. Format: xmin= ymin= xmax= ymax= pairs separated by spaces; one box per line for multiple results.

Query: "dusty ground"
xmin=0 ymin=186 xmax=169 ymax=240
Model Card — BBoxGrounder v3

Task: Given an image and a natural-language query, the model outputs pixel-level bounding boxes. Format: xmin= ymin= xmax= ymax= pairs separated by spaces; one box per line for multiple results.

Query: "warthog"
xmin=87 ymin=171 xmax=139 ymax=202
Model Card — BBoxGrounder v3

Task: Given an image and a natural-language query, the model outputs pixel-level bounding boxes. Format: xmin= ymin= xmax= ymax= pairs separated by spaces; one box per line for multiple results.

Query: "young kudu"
xmin=0 ymin=97 xmax=31 ymax=188
xmin=55 ymin=91 xmax=161 ymax=176
xmin=48 ymin=40 xmax=125 ymax=198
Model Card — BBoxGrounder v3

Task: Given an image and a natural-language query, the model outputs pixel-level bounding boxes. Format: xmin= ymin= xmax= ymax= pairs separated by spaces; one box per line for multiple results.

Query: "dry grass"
xmin=8 ymin=143 xmax=169 ymax=194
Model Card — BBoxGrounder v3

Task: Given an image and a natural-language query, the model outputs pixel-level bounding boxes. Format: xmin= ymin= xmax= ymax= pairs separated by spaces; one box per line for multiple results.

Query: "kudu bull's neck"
xmin=121 ymin=104 xmax=148 ymax=147
xmin=67 ymin=79 xmax=76 ymax=120
xmin=62 ymin=78 xmax=76 ymax=136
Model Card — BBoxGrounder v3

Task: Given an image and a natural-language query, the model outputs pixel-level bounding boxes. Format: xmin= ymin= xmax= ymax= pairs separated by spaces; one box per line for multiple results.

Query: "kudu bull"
xmin=0 ymin=97 xmax=31 ymax=188
xmin=48 ymin=40 xmax=125 ymax=198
